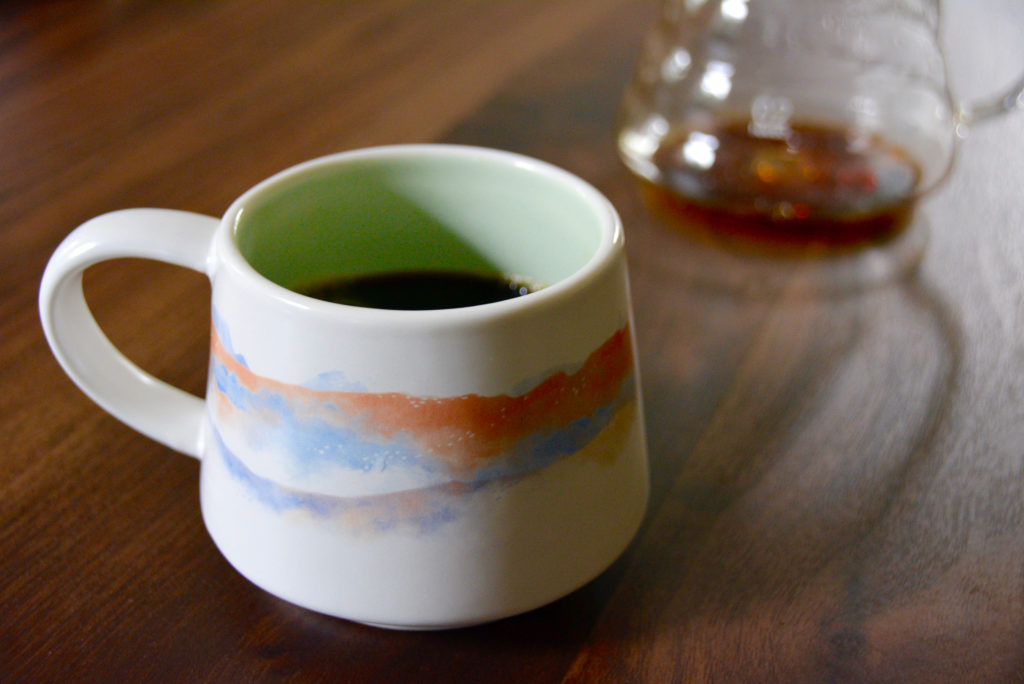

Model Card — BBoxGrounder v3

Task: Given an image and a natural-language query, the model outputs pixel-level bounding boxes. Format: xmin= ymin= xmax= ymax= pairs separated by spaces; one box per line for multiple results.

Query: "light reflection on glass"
xmin=660 ymin=48 xmax=692 ymax=82
xmin=619 ymin=114 xmax=670 ymax=177
xmin=682 ymin=131 xmax=719 ymax=170
xmin=750 ymin=94 xmax=794 ymax=138
xmin=700 ymin=60 xmax=734 ymax=99
xmin=720 ymin=0 xmax=749 ymax=22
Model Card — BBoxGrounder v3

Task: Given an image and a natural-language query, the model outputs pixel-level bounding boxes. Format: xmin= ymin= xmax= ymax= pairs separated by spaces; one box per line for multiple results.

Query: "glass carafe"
xmin=616 ymin=0 xmax=1024 ymax=248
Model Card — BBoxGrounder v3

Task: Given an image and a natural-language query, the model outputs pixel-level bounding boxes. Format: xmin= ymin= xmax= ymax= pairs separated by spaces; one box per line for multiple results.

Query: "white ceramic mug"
xmin=39 ymin=145 xmax=649 ymax=629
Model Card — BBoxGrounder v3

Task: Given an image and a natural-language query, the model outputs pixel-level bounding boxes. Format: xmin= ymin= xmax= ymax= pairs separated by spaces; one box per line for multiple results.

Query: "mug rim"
xmin=215 ymin=144 xmax=624 ymax=325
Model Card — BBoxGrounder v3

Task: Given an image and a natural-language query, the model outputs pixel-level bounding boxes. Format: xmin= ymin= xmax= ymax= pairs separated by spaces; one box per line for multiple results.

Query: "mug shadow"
xmin=249 ymin=550 xmax=633 ymax=681
xmin=577 ymin=189 xmax=967 ymax=677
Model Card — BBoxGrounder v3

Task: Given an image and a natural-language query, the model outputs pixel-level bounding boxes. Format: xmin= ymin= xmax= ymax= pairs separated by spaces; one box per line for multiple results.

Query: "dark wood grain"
xmin=4 ymin=1 xmax=1024 ymax=682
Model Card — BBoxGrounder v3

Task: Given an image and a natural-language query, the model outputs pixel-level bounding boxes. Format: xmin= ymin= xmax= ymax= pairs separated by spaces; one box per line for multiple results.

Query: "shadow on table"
xmin=244 ymin=550 xmax=631 ymax=681
xmin=565 ymin=189 xmax=974 ymax=679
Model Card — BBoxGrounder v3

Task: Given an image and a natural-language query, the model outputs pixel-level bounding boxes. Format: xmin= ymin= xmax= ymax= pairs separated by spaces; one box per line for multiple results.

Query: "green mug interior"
xmin=233 ymin=152 xmax=604 ymax=296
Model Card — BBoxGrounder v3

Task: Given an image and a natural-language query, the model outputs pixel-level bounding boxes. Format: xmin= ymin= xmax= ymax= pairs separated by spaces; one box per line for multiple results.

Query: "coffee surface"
xmin=296 ymin=270 xmax=539 ymax=310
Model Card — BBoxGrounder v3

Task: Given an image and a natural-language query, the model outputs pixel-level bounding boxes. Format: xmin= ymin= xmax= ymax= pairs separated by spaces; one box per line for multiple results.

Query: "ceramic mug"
xmin=38 ymin=145 xmax=650 ymax=629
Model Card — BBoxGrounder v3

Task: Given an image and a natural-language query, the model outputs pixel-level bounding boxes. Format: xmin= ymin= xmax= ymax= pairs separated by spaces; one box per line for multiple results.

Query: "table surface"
xmin=4 ymin=1 xmax=1024 ymax=681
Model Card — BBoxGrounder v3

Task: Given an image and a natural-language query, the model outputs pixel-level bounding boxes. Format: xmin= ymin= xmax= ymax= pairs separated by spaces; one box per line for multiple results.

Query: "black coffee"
xmin=296 ymin=270 xmax=540 ymax=310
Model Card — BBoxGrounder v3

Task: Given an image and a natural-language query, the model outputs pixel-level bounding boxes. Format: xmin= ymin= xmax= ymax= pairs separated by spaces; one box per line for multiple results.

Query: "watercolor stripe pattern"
xmin=207 ymin=314 xmax=637 ymax=524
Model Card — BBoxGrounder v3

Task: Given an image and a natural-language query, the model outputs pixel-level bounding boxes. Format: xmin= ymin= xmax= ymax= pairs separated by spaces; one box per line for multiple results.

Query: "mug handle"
xmin=38 ymin=209 xmax=219 ymax=459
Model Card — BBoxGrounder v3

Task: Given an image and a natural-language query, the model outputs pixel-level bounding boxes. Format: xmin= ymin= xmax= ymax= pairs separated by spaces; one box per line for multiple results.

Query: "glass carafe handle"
xmin=956 ymin=71 xmax=1024 ymax=134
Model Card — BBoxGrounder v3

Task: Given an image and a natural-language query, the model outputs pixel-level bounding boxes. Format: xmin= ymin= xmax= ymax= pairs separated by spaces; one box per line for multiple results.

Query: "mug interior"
xmin=232 ymin=150 xmax=605 ymax=296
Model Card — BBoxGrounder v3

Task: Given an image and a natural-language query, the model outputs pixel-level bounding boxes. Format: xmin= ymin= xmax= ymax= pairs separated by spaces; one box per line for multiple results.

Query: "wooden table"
xmin=4 ymin=1 xmax=1024 ymax=681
